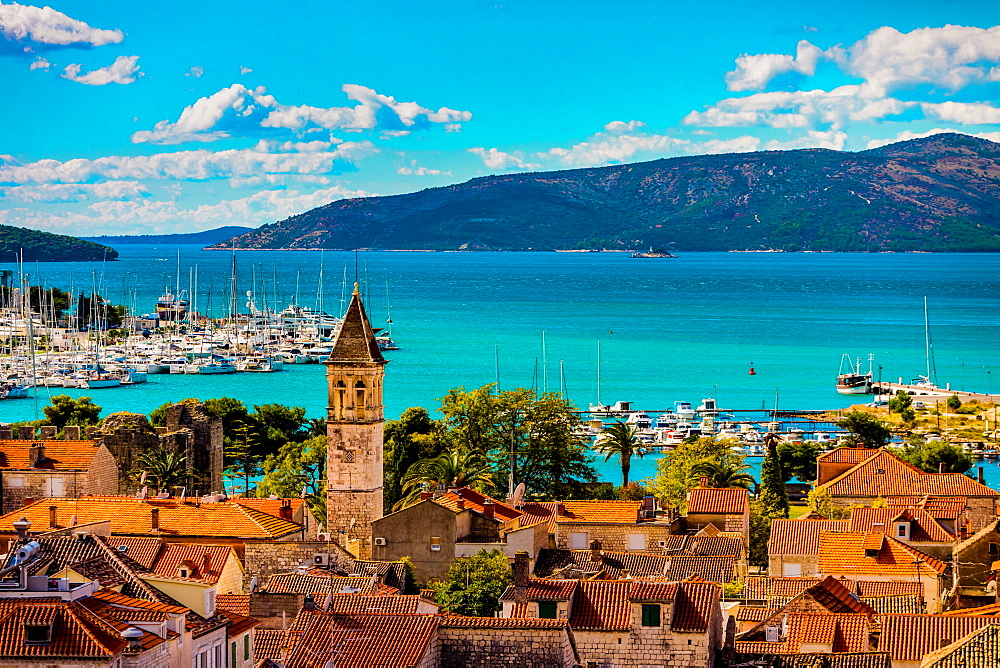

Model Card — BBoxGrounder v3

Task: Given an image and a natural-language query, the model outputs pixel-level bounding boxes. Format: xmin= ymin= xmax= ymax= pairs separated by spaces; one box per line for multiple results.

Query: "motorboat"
xmin=836 ymin=353 xmax=873 ymax=394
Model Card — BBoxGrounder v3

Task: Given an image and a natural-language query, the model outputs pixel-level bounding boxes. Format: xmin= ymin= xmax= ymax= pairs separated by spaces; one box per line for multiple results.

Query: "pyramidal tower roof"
xmin=328 ymin=283 xmax=385 ymax=364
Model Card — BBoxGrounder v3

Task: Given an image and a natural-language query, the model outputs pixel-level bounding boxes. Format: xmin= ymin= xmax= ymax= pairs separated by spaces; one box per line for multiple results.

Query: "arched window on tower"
xmin=355 ymin=380 xmax=367 ymax=420
xmin=334 ymin=380 xmax=347 ymax=420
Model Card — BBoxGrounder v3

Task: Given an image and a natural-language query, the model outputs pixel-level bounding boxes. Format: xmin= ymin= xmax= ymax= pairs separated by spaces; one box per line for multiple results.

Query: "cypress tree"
xmin=758 ymin=434 xmax=789 ymax=518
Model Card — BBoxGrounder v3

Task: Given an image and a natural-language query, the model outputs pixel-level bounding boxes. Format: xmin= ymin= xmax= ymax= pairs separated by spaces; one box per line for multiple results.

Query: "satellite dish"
xmin=511 ymin=482 xmax=526 ymax=508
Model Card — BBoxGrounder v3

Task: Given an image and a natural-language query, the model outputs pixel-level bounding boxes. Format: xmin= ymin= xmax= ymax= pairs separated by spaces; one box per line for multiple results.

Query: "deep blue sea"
xmin=3 ymin=246 xmax=999 ymax=487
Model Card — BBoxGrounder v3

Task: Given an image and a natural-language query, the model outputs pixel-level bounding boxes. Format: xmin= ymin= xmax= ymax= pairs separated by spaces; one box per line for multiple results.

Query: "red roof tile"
xmin=255 ymin=629 xmax=291 ymax=663
xmin=818 ymin=450 xmax=999 ymax=498
xmin=438 ymin=616 xmax=568 ymax=629
xmin=769 ymin=519 xmax=851 ymax=556
xmin=817 ymin=531 xmax=947 ymax=577
xmin=216 ymin=594 xmax=250 ymax=617
xmin=148 ymin=543 xmax=236 ymax=585
xmin=885 ymin=496 xmax=968 ymax=520
xmin=736 ymin=607 xmax=780 ymax=622
xmin=818 ymin=447 xmax=876 ymax=464
xmin=557 ymin=500 xmax=641 ymax=523
xmin=687 ymin=487 xmax=749 ymax=515
xmin=103 ymin=537 xmax=162 ymax=569
xmin=501 ymin=578 xmax=578 ymax=602
xmin=670 ymin=581 xmax=721 ymax=633
xmin=0 ymin=601 xmax=126 ymax=658
xmin=264 ymin=573 xmax=379 ymax=595
xmin=568 ymin=580 xmax=634 ymax=630
xmin=90 ymin=589 xmax=189 ymax=615
xmin=850 ymin=507 xmax=956 ymax=542
xmin=0 ymin=440 xmax=103 ymax=470
xmin=284 ymin=611 xmax=437 ymax=668
xmin=878 ymin=614 xmax=999 ymax=662
xmin=323 ymin=594 xmax=437 ymax=615
xmin=433 ymin=488 xmax=522 ymax=522
xmin=786 ymin=613 xmax=871 ymax=652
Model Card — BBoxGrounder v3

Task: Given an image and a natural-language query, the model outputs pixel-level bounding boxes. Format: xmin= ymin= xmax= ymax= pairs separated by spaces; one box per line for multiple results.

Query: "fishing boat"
xmin=155 ymin=289 xmax=189 ymax=322
xmin=630 ymin=247 xmax=677 ymax=258
xmin=0 ymin=382 xmax=29 ymax=399
xmin=836 ymin=353 xmax=873 ymax=394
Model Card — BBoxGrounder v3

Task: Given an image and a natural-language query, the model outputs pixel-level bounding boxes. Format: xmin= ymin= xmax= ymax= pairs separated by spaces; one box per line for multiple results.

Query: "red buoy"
xmin=748 ymin=364 xmax=756 ymax=375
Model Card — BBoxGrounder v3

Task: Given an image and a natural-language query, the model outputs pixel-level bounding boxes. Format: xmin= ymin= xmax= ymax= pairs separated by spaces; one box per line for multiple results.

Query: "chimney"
xmin=302 ymin=593 xmax=316 ymax=611
xmin=699 ymin=476 xmax=709 ymax=488
xmin=978 ymin=467 xmax=986 ymax=485
xmin=482 ymin=500 xmax=495 ymax=520
xmin=279 ymin=499 xmax=293 ymax=521
xmin=419 ymin=491 xmax=433 ymax=501
xmin=150 ymin=507 xmax=160 ymax=532
xmin=513 ymin=551 xmax=530 ymax=588
xmin=456 ymin=497 xmax=466 ymax=511
xmin=29 ymin=443 xmax=45 ymax=468
xmin=13 ymin=517 xmax=31 ymax=540
xmin=939 ymin=462 xmax=947 ymax=474
xmin=590 ymin=539 xmax=603 ymax=563
xmin=22 ymin=497 xmax=34 ymax=508
xmin=122 ymin=627 xmax=144 ymax=652
xmin=48 ymin=505 xmax=57 ymax=529
xmin=202 ymin=553 xmax=212 ymax=576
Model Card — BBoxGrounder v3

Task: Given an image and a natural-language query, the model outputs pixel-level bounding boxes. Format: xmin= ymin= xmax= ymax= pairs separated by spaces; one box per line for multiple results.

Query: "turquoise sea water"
xmin=3 ymin=246 xmax=999 ymax=487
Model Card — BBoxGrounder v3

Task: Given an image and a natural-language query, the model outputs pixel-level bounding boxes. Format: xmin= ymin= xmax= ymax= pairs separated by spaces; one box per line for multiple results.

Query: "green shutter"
xmin=538 ymin=601 xmax=558 ymax=619
xmin=641 ymin=604 xmax=661 ymax=627
xmin=230 ymin=642 xmax=236 ymax=668
xmin=244 ymin=633 xmax=250 ymax=660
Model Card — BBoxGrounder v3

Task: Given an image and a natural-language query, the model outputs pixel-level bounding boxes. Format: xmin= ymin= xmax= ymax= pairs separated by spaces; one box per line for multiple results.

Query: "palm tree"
xmin=595 ymin=420 xmax=645 ymax=487
xmin=131 ymin=446 xmax=198 ymax=493
xmin=395 ymin=448 xmax=496 ymax=510
xmin=688 ymin=460 xmax=755 ymax=490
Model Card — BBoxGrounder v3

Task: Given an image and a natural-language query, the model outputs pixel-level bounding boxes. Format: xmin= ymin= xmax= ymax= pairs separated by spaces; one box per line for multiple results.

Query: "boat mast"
xmin=542 ymin=330 xmax=547 ymax=393
xmin=923 ymin=296 xmax=938 ymax=385
xmin=596 ymin=340 xmax=602 ymax=407
xmin=494 ymin=343 xmax=500 ymax=395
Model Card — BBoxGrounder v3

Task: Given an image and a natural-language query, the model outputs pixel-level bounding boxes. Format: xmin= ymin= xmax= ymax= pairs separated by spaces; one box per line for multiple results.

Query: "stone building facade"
xmin=0 ymin=435 xmax=118 ymax=513
xmin=325 ymin=285 xmax=386 ymax=559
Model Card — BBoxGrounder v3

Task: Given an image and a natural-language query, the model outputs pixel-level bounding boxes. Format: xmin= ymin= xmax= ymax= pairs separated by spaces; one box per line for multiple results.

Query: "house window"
xmin=46 ymin=476 xmax=64 ymax=497
xmin=627 ymin=533 xmax=647 ymax=551
xmin=538 ymin=601 xmax=558 ymax=619
xmin=641 ymin=604 xmax=661 ymax=627
xmin=244 ymin=633 xmax=250 ymax=660
xmin=782 ymin=562 xmax=802 ymax=577
xmin=989 ymin=542 xmax=999 ymax=556
xmin=7 ymin=477 xmax=23 ymax=488
xmin=25 ymin=624 xmax=51 ymax=644
xmin=231 ymin=642 xmax=236 ymax=668
xmin=569 ymin=532 xmax=589 ymax=549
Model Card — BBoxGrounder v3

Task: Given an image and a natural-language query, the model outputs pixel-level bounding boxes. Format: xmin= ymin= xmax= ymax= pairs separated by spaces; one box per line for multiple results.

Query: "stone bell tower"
xmin=325 ymin=283 xmax=386 ymax=559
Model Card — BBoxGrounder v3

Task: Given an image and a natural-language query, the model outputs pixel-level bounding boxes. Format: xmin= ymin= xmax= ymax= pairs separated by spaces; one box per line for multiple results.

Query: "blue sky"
xmin=1 ymin=0 xmax=999 ymax=235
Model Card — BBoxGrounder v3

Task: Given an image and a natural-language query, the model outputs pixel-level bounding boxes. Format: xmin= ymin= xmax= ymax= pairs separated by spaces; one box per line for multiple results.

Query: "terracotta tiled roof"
xmin=864 ymin=595 xmax=924 ymax=614
xmin=517 ymin=501 xmax=558 ymax=533
xmin=219 ymin=609 xmax=258 ymax=638
xmin=745 ymin=576 xmax=821 ymax=601
xmin=284 ymin=611 xmax=436 ymax=668
xmin=921 ymin=623 xmax=1000 ymax=667
xmin=233 ymin=497 xmax=306 ymax=517
xmin=264 ymin=573 xmax=378 ymax=595
xmin=817 ymin=531 xmax=947 ymax=577
xmin=817 ymin=450 xmax=999 ymax=498
xmin=255 ymin=629 xmax=291 ymax=663
xmin=432 ymin=488 xmax=522 ymax=523
xmin=736 ymin=607 xmax=780 ymax=622
xmin=567 ymin=580 xmax=633 ymax=630
xmin=669 ymin=581 xmax=721 ymax=632
xmin=786 ymin=613 xmax=871 ymax=652
xmin=0 ymin=439 xmax=103 ymax=470
xmin=687 ymin=487 xmax=749 ymax=515
xmin=941 ymin=602 xmax=1000 ymax=616
xmin=75 ymin=599 xmax=175 ymax=652
xmin=103 ymin=537 xmax=162 ymax=569
xmin=534 ymin=547 xmax=741 ymax=583
xmin=148 ymin=543 xmax=235 ymax=585
xmin=804 ymin=577 xmax=874 ymax=616
xmin=90 ymin=589 xmax=189 ymax=615
xmin=0 ymin=600 xmax=126 ymax=658
xmin=852 ymin=581 xmax=924 ymax=599
xmin=216 ymin=594 xmax=250 ymax=617
xmin=818 ymin=447 xmax=876 ymax=464
xmin=769 ymin=519 xmax=851 ymax=556
xmin=731 ymin=650 xmax=892 ymax=666
xmin=878 ymin=614 xmax=1000 ymax=662
xmin=500 ymin=578 xmax=578 ymax=602
xmin=323 ymin=594 xmax=437 ymax=615
xmin=850 ymin=507 xmax=956 ymax=542
xmin=734 ymin=640 xmax=798 ymax=654
xmin=628 ymin=581 xmax=678 ymax=602
xmin=885 ymin=496 xmax=969 ymax=520
xmin=683 ymin=535 xmax=745 ymax=556
xmin=745 ymin=576 xmax=924 ymax=606
xmin=438 ymin=616 xmax=569 ymax=629
xmin=0 ymin=496 xmax=303 ymax=539
xmin=556 ymin=500 xmax=642 ymax=523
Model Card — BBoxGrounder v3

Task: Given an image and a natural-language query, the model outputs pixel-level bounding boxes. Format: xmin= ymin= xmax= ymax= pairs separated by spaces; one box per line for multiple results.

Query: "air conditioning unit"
xmin=374 ymin=537 xmax=387 ymax=546
xmin=430 ymin=544 xmax=441 ymax=552
xmin=316 ymin=532 xmax=331 ymax=541
xmin=313 ymin=553 xmax=330 ymax=566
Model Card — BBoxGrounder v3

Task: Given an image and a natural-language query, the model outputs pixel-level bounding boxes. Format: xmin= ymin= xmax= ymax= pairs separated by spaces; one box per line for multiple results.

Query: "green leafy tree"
xmin=648 ymin=437 xmax=745 ymax=510
xmin=431 ymin=549 xmax=512 ymax=616
xmin=397 ymin=449 xmax=497 ymax=510
xmin=43 ymin=394 xmax=101 ymax=429
xmin=257 ymin=435 xmax=328 ymax=500
xmin=617 ymin=481 xmax=649 ymax=501
xmin=252 ymin=403 xmax=309 ymax=450
xmin=595 ymin=420 xmax=644 ymax=487
xmin=947 ymin=394 xmax=962 ymax=411
xmin=688 ymin=460 xmax=755 ymax=490
xmin=776 ymin=441 xmax=822 ymax=482
xmin=748 ymin=499 xmax=784 ymax=568
xmin=892 ymin=440 xmax=973 ymax=475
xmin=889 ymin=390 xmax=912 ymax=413
xmin=838 ymin=410 xmax=892 ymax=448
xmin=224 ymin=422 xmax=264 ymax=496
xmin=131 ymin=446 xmax=198 ymax=493
xmin=384 ymin=407 xmax=449 ymax=510
xmin=805 ymin=487 xmax=850 ymax=519
xmin=758 ymin=436 xmax=789 ymax=518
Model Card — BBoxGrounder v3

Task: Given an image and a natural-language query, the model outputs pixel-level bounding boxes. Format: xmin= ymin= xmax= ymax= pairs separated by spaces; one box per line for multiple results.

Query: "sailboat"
xmin=375 ymin=276 xmax=399 ymax=351
xmin=836 ymin=353 xmax=874 ymax=394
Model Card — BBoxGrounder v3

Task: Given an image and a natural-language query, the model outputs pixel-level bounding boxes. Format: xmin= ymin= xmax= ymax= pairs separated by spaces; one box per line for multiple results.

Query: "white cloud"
xmin=1 ymin=184 xmax=373 ymax=235
xmin=542 ymin=130 xmax=762 ymax=168
xmin=922 ymin=101 xmax=1000 ymax=125
xmin=467 ymin=147 xmax=540 ymax=171
xmin=683 ymin=85 xmax=915 ymax=131
xmin=603 ymin=120 xmax=647 ymax=133
xmin=397 ymin=162 xmax=451 ymax=176
xmin=62 ymin=55 xmax=140 ymax=85
xmin=725 ymin=40 xmax=824 ymax=91
xmin=28 ymin=55 xmax=48 ymax=70
xmin=186 ymin=65 xmax=204 ymax=78
xmin=0 ymin=181 xmax=147 ymax=203
xmin=865 ymin=128 xmax=1000 ymax=149
xmin=0 ymin=1 xmax=122 ymax=50
xmin=133 ymin=83 xmax=472 ymax=144
xmin=0 ymin=142 xmax=375 ymax=185
xmin=763 ymin=130 xmax=848 ymax=151
xmin=444 ymin=124 xmax=463 ymax=132
xmin=240 ymin=65 xmax=252 ymax=75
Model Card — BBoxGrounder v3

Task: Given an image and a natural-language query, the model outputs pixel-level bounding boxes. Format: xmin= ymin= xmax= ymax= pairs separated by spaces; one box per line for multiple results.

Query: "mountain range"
xmin=0 ymin=225 xmax=118 ymax=262
xmin=209 ymin=133 xmax=1000 ymax=253
xmin=83 ymin=226 xmax=255 ymax=246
